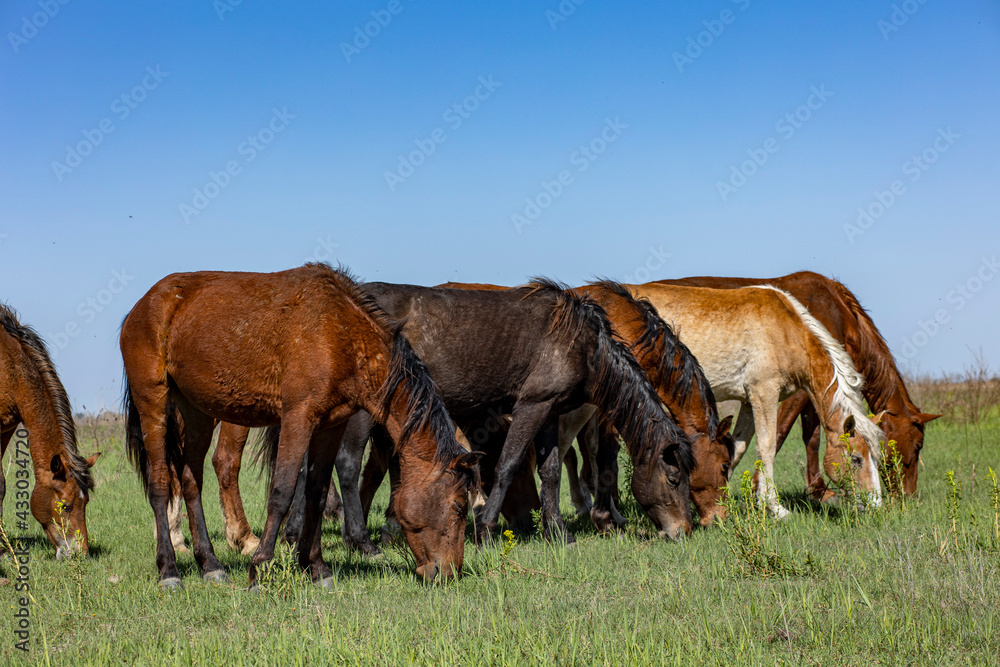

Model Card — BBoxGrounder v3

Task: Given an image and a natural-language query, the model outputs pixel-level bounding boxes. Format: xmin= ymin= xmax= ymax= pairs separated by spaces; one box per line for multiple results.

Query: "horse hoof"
xmin=203 ymin=570 xmax=229 ymax=584
xmin=160 ymin=577 xmax=183 ymax=591
xmin=315 ymin=576 xmax=336 ymax=590
xmin=773 ymin=507 xmax=792 ymax=520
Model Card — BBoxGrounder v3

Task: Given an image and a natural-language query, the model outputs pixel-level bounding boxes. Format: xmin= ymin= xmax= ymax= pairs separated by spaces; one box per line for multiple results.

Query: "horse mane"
xmin=751 ymin=286 xmax=885 ymax=463
xmin=523 ymin=278 xmax=694 ymax=473
xmin=587 ymin=280 xmax=727 ymax=458
xmin=826 ymin=276 xmax=919 ymax=413
xmin=0 ymin=304 xmax=93 ymax=492
xmin=304 ymin=263 xmax=462 ymax=463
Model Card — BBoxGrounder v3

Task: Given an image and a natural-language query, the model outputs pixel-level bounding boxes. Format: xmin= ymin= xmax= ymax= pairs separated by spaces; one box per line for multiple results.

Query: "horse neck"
xmin=654 ymin=378 xmax=708 ymax=438
xmin=12 ymin=365 xmax=72 ymax=475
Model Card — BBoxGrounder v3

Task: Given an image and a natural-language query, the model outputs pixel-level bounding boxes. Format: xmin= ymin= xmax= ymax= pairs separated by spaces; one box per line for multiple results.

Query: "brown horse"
xmin=629 ymin=283 xmax=885 ymax=517
xmin=120 ymin=264 xmax=480 ymax=589
xmin=657 ymin=272 xmax=940 ymax=496
xmin=0 ymin=306 xmax=99 ymax=556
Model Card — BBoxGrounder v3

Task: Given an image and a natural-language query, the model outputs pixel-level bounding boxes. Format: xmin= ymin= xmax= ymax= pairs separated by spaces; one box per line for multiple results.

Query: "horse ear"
xmin=916 ymin=412 xmax=942 ymax=424
xmin=50 ymin=455 xmax=67 ymax=481
xmin=872 ymin=410 xmax=888 ymax=426
xmin=842 ymin=415 xmax=857 ymax=436
xmin=717 ymin=414 xmax=733 ymax=436
xmin=86 ymin=452 xmax=102 ymax=468
xmin=451 ymin=451 xmax=484 ymax=471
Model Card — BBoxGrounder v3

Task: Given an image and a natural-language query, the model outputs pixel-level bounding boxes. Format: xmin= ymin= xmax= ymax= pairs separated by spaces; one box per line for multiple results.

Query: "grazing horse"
xmin=0 ymin=306 xmax=99 ymax=556
xmin=657 ymin=273 xmax=940 ymax=496
xmin=213 ymin=279 xmax=695 ymax=549
xmin=629 ymin=283 xmax=885 ymax=517
xmin=347 ymin=280 xmax=695 ymax=543
xmin=120 ymin=264 xmax=480 ymax=589
xmin=440 ymin=280 xmax=736 ymax=528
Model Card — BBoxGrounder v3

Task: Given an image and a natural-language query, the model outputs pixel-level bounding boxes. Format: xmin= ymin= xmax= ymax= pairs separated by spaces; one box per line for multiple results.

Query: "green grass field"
xmin=3 ymin=412 xmax=1000 ymax=666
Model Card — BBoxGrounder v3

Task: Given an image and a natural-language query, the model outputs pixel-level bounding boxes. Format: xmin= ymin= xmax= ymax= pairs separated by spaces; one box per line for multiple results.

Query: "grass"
xmin=2 ymin=411 xmax=1000 ymax=666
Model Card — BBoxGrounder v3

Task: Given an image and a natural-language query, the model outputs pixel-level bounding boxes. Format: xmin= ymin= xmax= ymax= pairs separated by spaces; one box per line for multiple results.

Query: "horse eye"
xmin=851 ymin=454 xmax=863 ymax=468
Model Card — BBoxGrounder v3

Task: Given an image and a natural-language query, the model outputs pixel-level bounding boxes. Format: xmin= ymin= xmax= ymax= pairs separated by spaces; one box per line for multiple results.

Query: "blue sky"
xmin=1 ymin=0 xmax=998 ymax=411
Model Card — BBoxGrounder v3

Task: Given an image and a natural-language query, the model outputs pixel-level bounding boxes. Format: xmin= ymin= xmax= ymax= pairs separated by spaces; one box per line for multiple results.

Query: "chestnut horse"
xmin=120 ymin=264 xmax=480 ymax=589
xmin=629 ymin=283 xmax=885 ymax=517
xmin=213 ymin=279 xmax=695 ymax=549
xmin=658 ymin=272 xmax=940 ymax=496
xmin=0 ymin=305 xmax=99 ymax=556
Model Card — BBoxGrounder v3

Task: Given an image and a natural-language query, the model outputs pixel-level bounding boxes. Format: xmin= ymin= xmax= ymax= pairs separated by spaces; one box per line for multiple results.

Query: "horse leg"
xmin=336 ymin=412 xmax=382 ymax=556
xmin=132 ymin=391 xmax=184 ymax=588
xmin=213 ymin=422 xmax=259 ymax=555
xmin=476 ymin=400 xmax=556 ymax=541
xmin=536 ymin=417 xmax=573 ymax=543
xmin=248 ymin=410 xmax=315 ymax=588
xmin=748 ymin=387 xmax=789 ymax=518
xmin=558 ymin=405 xmax=597 ymax=516
xmin=176 ymin=406 xmax=227 ymax=582
xmin=281 ymin=458 xmax=309 ymax=546
xmin=563 ymin=447 xmax=589 ymax=516
xmin=579 ymin=417 xmax=600 ymax=507
xmin=752 ymin=392 xmax=809 ymax=497
xmin=296 ymin=424 xmax=346 ymax=586
xmin=157 ymin=469 xmax=189 ymax=555
xmin=590 ymin=418 xmax=626 ymax=533
xmin=730 ymin=403 xmax=756 ymax=469
xmin=799 ymin=403 xmax=831 ymax=501
xmin=324 ymin=482 xmax=344 ymax=523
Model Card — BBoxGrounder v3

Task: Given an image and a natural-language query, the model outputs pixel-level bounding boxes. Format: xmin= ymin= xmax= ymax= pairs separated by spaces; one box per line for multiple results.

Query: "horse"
xmin=439 ymin=280 xmax=736 ymax=528
xmin=628 ymin=283 xmax=885 ymax=517
xmin=656 ymin=272 xmax=940 ymax=497
xmin=120 ymin=264 xmax=481 ymax=589
xmin=0 ymin=305 xmax=99 ymax=557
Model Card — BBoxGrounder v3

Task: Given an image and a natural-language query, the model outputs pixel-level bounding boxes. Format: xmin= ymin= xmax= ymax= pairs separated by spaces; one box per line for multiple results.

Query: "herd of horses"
xmin=0 ymin=264 xmax=940 ymax=589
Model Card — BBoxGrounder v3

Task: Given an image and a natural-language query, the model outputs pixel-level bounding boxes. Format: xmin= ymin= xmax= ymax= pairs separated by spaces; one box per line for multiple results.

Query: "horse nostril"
xmin=416 ymin=563 xmax=440 ymax=584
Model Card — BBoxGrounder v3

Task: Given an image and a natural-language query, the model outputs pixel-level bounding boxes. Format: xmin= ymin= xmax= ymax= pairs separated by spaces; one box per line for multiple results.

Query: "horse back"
xmin=364 ymin=282 xmax=592 ymax=414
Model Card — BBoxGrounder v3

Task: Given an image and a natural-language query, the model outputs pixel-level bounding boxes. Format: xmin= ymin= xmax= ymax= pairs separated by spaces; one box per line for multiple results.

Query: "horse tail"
xmin=752 ymin=285 xmax=884 ymax=462
xmin=122 ymin=375 xmax=148 ymax=492
xmin=252 ymin=425 xmax=283 ymax=491
xmin=525 ymin=278 xmax=693 ymax=472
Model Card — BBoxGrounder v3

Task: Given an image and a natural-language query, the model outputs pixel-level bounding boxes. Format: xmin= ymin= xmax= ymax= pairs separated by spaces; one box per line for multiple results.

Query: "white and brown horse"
xmin=628 ymin=283 xmax=884 ymax=517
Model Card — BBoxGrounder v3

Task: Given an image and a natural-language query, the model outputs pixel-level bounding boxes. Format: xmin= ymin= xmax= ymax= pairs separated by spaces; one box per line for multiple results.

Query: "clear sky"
xmin=1 ymin=1 xmax=998 ymax=412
